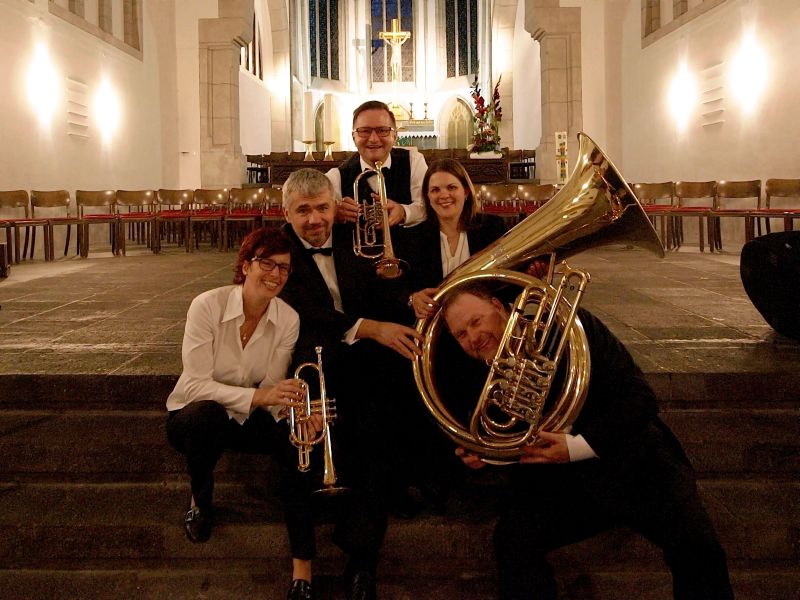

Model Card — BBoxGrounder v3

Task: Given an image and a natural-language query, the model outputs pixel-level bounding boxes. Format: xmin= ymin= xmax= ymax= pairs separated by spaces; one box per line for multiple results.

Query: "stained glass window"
xmin=444 ymin=0 xmax=478 ymax=79
xmin=371 ymin=0 xmax=414 ymax=83
xmin=309 ymin=0 xmax=340 ymax=81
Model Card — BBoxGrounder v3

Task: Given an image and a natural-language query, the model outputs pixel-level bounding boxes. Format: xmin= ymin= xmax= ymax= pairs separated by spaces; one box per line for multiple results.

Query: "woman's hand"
xmin=410 ymin=287 xmax=439 ymax=319
xmin=253 ymin=378 xmax=305 ymax=408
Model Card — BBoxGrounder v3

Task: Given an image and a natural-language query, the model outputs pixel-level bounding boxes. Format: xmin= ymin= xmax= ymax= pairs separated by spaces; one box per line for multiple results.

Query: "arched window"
xmin=445 ymin=99 xmax=472 ymax=149
xmin=444 ymin=0 xmax=478 ymax=79
xmin=371 ymin=0 xmax=414 ymax=83
xmin=309 ymin=0 xmax=340 ymax=80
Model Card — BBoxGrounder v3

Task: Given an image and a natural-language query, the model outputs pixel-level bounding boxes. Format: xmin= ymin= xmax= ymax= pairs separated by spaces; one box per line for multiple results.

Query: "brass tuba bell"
xmin=413 ymin=133 xmax=665 ymax=463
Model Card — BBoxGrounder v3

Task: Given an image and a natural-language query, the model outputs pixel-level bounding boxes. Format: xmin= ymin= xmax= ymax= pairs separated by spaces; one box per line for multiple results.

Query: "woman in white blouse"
xmin=166 ymin=227 xmax=320 ymax=599
xmin=396 ymin=158 xmax=507 ymax=321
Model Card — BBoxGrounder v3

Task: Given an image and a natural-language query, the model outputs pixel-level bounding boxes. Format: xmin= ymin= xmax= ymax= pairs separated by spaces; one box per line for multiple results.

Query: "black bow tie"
xmin=306 ymin=247 xmax=333 ymax=256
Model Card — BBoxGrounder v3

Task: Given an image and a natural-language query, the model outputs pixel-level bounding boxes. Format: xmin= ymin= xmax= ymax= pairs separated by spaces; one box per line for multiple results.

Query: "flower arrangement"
xmin=468 ymin=74 xmax=502 ymax=154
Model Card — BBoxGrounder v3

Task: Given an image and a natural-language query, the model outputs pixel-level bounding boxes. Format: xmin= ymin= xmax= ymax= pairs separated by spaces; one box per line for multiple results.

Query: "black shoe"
xmin=183 ymin=505 xmax=212 ymax=543
xmin=344 ymin=569 xmax=377 ymax=600
xmin=287 ymin=578 xmax=313 ymax=600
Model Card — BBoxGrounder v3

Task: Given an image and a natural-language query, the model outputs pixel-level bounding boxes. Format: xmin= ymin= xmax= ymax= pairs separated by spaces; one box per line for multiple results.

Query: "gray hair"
xmin=282 ymin=168 xmax=334 ymax=210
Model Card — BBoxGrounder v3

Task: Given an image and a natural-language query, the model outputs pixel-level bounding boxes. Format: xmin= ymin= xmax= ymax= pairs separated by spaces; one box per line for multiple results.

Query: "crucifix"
xmin=379 ymin=18 xmax=411 ymax=109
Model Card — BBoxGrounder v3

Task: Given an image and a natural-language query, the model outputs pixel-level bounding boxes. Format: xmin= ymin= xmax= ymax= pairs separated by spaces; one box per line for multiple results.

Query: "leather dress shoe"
xmin=183 ymin=505 xmax=212 ymax=543
xmin=421 ymin=482 xmax=450 ymax=515
xmin=287 ymin=578 xmax=313 ymax=600
xmin=390 ymin=487 xmax=422 ymax=519
xmin=344 ymin=569 xmax=378 ymax=600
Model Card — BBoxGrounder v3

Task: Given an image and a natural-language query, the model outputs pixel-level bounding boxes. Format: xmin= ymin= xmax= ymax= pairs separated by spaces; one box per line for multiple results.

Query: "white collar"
xmin=298 ymin=235 xmax=334 ymax=251
xmin=222 ymin=285 xmax=278 ymax=326
xmin=359 ymin=153 xmax=392 ymax=172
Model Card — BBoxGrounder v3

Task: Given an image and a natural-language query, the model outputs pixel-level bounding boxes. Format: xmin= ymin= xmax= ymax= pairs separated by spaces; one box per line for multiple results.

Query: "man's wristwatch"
xmin=407 ymin=294 xmax=414 ymax=308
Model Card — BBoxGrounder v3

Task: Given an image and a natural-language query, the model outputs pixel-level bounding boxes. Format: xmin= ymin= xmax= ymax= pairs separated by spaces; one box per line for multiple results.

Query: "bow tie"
xmin=306 ymin=247 xmax=333 ymax=256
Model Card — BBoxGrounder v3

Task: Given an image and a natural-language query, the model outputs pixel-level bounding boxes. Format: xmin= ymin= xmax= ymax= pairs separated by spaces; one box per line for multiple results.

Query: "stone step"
xmin=1 ymin=372 xmax=799 ymax=411
xmin=0 ymin=409 xmax=796 ymax=482
xmin=0 ymin=480 xmax=796 ymax=568
xmin=0 ymin=567 xmax=797 ymax=600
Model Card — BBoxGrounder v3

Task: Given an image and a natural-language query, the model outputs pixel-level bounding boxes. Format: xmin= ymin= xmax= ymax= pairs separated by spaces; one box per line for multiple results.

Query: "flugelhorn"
xmin=352 ymin=160 xmax=407 ymax=279
xmin=413 ymin=133 xmax=665 ymax=462
xmin=290 ymin=346 xmax=347 ymax=495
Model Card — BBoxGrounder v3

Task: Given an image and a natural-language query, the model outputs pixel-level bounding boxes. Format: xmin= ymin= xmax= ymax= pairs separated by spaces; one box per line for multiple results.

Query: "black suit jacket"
xmin=389 ymin=214 xmax=507 ymax=321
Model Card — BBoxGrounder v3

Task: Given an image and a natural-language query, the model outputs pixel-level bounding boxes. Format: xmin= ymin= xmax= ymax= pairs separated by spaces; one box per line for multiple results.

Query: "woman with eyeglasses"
xmin=165 ymin=228 xmax=315 ymax=592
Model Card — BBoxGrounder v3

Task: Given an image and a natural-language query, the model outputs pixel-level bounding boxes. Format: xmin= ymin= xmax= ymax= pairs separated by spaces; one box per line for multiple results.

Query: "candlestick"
xmin=323 ymin=141 xmax=334 ymax=161
xmin=302 ymin=141 xmax=315 ymax=161
xmin=323 ymin=94 xmax=333 ymax=143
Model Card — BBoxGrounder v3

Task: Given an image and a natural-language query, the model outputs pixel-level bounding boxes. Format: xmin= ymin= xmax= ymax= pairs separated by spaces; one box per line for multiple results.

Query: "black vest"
xmin=338 ymin=148 xmax=413 ymax=205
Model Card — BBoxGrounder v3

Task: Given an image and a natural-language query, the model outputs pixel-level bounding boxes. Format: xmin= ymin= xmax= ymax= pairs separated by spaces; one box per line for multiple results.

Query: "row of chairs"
xmin=635 ymin=179 xmax=800 ymax=252
xmin=0 ymin=188 xmax=285 ymax=263
xmin=477 ymin=179 xmax=800 ymax=252
xmin=248 ymin=148 xmax=536 ymax=165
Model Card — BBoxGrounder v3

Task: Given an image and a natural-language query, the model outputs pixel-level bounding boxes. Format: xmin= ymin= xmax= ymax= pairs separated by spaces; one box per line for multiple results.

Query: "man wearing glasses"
xmin=326 ymin=100 xmax=428 ymax=227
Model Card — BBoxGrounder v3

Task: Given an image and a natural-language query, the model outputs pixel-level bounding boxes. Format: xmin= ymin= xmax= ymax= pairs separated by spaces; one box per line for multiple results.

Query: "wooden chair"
xmin=634 ymin=182 xmax=677 ymax=250
xmin=0 ymin=190 xmax=50 ymax=263
xmin=227 ymin=187 xmax=266 ymax=248
xmin=156 ymin=189 xmax=193 ymax=252
xmin=76 ymin=190 xmax=119 ymax=257
xmin=31 ymin=190 xmax=82 ymax=260
xmin=477 ymin=183 xmax=520 ymax=225
xmin=190 ymin=188 xmax=229 ymax=251
xmin=116 ymin=190 xmax=158 ymax=255
xmin=263 ymin=187 xmax=285 ymax=224
xmin=516 ymin=183 xmax=557 ymax=216
xmin=672 ymin=181 xmax=717 ymax=252
xmin=712 ymin=179 xmax=761 ymax=249
xmin=758 ymin=178 xmax=800 ymax=234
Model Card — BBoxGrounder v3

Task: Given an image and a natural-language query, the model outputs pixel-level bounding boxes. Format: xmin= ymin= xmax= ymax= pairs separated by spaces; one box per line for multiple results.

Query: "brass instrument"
xmin=413 ymin=133 xmax=665 ymax=463
xmin=352 ymin=160 xmax=407 ymax=279
xmin=290 ymin=346 xmax=347 ymax=495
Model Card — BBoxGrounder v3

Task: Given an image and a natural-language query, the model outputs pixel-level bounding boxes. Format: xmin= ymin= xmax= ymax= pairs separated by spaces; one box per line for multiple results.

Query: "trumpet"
xmin=289 ymin=346 xmax=347 ymax=495
xmin=352 ymin=160 xmax=407 ymax=279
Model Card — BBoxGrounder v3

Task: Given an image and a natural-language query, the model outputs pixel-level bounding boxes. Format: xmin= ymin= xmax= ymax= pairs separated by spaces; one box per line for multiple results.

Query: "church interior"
xmin=0 ymin=0 xmax=798 ymax=598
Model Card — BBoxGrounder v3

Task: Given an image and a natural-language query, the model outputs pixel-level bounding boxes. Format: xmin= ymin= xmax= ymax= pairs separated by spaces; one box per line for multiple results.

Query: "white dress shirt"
xmin=440 ymin=230 xmax=471 ymax=277
xmin=166 ymin=285 xmax=299 ymax=424
xmin=326 ymin=147 xmax=428 ymax=226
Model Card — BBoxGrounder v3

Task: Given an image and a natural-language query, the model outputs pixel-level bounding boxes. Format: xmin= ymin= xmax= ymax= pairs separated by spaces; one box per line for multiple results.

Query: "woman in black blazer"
xmin=395 ymin=158 xmax=507 ymax=321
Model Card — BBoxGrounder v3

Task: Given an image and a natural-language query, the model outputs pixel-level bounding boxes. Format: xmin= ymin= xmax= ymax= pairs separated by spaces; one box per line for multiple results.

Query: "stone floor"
xmin=0 ymin=242 xmax=797 ymax=379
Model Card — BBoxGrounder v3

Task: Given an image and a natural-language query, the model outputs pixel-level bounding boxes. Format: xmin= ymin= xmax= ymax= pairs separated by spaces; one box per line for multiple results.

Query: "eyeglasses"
xmin=353 ymin=126 xmax=395 ymax=139
xmin=251 ymin=257 xmax=291 ymax=276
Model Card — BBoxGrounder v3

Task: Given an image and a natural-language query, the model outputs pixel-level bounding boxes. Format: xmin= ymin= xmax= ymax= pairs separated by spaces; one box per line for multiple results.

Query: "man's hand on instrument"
xmin=357 ymin=319 xmax=423 ymax=360
xmin=336 ymin=196 xmax=359 ymax=223
xmin=254 ymin=378 xmax=305 ymax=408
xmin=455 ymin=447 xmax=487 ymax=470
xmin=525 ymin=258 xmax=550 ymax=280
xmin=410 ymin=287 xmax=439 ymax=319
xmin=519 ymin=431 xmax=570 ymax=464
xmin=385 ymin=199 xmax=406 ymax=226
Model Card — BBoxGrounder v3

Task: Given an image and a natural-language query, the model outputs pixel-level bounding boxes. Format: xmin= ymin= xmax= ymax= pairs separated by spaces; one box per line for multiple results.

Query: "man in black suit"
xmin=441 ymin=283 xmax=733 ymax=600
xmin=326 ymin=100 xmax=428 ymax=227
xmin=279 ymin=167 xmax=423 ymax=600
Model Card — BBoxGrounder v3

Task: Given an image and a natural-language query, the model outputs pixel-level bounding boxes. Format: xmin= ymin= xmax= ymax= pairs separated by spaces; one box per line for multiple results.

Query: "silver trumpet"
xmin=289 ymin=346 xmax=348 ymax=496
xmin=352 ymin=160 xmax=407 ymax=279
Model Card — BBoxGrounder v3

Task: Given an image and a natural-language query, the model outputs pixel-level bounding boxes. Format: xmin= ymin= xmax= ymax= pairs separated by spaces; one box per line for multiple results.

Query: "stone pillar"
xmin=198 ymin=1 xmax=253 ymax=188
xmin=525 ymin=0 xmax=582 ymax=184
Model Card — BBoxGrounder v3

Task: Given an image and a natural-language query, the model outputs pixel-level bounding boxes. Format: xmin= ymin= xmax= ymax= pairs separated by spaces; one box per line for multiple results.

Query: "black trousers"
xmin=166 ymin=400 xmax=386 ymax=563
xmin=494 ymin=426 xmax=734 ymax=600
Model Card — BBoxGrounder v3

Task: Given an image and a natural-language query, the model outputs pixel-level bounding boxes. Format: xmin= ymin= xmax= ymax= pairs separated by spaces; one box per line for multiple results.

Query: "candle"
xmin=323 ymin=94 xmax=333 ymax=142
xmin=302 ymin=91 xmax=314 ymax=141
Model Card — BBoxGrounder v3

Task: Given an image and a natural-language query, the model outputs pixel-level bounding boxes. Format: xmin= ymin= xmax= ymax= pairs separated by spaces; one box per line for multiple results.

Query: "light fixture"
xmin=668 ymin=61 xmax=697 ymax=131
xmin=26 ymin=43 xmax=61 ymax=129
xmin=93 ymin=77 xmax=121 ymax=143
xmin=727 ymin=31 xmax=767 ymax=115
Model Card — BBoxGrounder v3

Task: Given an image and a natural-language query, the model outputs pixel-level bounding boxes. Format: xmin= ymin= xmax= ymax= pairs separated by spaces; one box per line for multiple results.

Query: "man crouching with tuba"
xmin=440 ymin=282 xmax=734 ymax=600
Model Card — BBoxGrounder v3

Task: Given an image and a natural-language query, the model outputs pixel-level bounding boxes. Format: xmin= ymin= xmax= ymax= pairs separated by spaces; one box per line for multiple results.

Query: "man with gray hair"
xmin=278 ymin=168 xmax=422 ymax=600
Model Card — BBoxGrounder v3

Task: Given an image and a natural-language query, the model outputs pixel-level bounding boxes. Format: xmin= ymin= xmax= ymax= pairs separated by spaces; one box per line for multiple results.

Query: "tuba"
xmin=352 ymin=160 xmax=408 ymax=279
xmin=290 ymin=346 xmax=348 ymax=495
xmin=413 ymin=133 xmax=665 ymax=463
